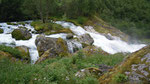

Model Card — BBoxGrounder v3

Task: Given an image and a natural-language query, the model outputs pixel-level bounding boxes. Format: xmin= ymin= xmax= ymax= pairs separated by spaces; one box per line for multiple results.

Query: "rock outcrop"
xmin=99 ymin=45 xmax=150 ymax=84
xmin=11 ymin=29 xmax=32 ymax=40
xmin=15 ymin=46 xmax=30 ymax=60
xmin=78 ymin=34 xmax=94 ymax=46
xmin=35 ymin=35 xmax=69 ymax=63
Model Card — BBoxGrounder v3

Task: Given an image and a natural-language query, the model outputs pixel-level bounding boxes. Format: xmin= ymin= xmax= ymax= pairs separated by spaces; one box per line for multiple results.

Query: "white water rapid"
xmin=55 ymin=21 xmax=146 ymax=54
xmin=0 ymin=21 xmax=146 ymax=63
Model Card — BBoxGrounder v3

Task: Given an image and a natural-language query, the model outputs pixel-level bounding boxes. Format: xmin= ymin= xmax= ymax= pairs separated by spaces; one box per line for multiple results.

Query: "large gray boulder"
xmin=11 ymin=29 xmax=32 ymax=40
xmin=35 ymin=35 xmax=69 ymax=63
xmin=78 ymin=34 xmax=94 ymax=46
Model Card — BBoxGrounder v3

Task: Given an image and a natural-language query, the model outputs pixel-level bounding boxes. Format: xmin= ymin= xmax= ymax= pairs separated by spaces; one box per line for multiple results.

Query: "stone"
xmin=15 ymin=46 xmax=30 ymax=60
xmin=78 ymin=34 xmax=94 ymax=45
xmin=35 ymin=35 xmax=69 ymax=63
xmin=11 ymin=29 xmax=32 ymax=40
xmin=66 ymin=33 xmax=73 ymax=39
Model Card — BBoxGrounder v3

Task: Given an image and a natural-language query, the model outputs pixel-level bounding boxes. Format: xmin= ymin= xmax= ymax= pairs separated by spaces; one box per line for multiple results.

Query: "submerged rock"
xmin=0 ymin=29 xmax=3 ymax=34
xmin=35 ymin=35 xmax=69 ymax=63
xmin=11 ymin=29 xmax=32 ymax=40
xmin=99 ymin=45 xmax=150 ymax=84
xmin=78 ymin=34 xmax=94 ymax=45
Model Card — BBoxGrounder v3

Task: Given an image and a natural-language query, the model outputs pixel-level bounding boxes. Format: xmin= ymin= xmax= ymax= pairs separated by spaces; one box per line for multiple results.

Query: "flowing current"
xmin=0 ymin=21 xmax=146 ymax=63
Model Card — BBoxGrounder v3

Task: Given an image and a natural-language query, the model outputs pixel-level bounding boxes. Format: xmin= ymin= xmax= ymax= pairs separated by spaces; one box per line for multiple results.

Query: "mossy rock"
xmin=99 ymin=45 xmax=150 ymax=84
xmin=11 ymin=29 xmax=32 ymax=40
xmin=0 ymin=29 xmax=4 ymax=33
xmin=75 ymin=67 xmax=103 ymax=78
xmin=15 ymin=46 xmax=30 ymax=60
xmin=35 ymin=35 xmax=69 ymax=63
xmin=0 ymin=51 xmax=12 ymax=60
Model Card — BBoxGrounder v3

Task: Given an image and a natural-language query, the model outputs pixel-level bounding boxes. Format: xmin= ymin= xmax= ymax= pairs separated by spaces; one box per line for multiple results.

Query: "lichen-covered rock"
xmin=99 ymin=45 xmax=150 ymax=84
xmin=35 ymin=35 xmax=69 ymax=63
xmin=75 ymin=67 xmax=103 ymax=78
xmin=0 ymin=29 xmax=3 ymax=34
xmin=15 ymin=46 xmax=30 ymax=60
xmin=78 ymin=34 xmax=94 ymax=45
xmin=11 ymin=29 xmax=32 ymax=40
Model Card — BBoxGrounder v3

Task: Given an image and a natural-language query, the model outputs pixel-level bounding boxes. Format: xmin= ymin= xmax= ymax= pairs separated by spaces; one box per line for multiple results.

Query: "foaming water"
xmin=55 ymin=21 xmax=146 ymax=54
xmin=0 ymin=22 xmax=39 ymax=64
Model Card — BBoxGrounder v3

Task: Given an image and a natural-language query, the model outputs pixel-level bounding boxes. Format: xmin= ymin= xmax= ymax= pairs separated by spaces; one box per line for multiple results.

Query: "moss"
xmin=84 ymin=15 xmax=129 ymax=42
xmin=12 ymin=29 xmax=31 ymax=40
xmin=7 ymin=22 xmax=17 ymax=25
xmin=0 ymin=29 xmax=3 ymax=33
xmin=56 ymin=38 xmax=69 ymax=57
xmin=15 ymin=46 xmax=30 ymax=60
xmin=18 ymin=22 xmax=26 ymax=26
xmin=12 ymin=29 xmax=25 ymax=40
xmin=99 ymin=45 xmax=150 ymax=84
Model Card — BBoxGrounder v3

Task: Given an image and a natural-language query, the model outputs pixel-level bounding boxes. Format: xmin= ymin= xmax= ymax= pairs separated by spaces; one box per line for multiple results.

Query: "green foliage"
xmin=113 ymin=73 xmax=128 ymax=83
xmin=0 ymin=45 xmax=22 ymax=58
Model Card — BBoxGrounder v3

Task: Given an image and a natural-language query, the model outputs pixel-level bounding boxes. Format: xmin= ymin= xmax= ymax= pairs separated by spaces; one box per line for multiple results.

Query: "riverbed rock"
xmin=66 ymin=33 xmax=73 ymax=39
xmin=78 ymin=34 xmax=94 ymax=46
xmin=99 ymin=45 xmax=150 ymax=84
xmin=12 ymin=29 xmax=32 ymax=40
xmin=15 ymin=46 xmax=30 ymax=60
xmin=35 ymin=35 xmax=69 ymax=63
xmin=0 ymin=29 xmax=3 ymax=34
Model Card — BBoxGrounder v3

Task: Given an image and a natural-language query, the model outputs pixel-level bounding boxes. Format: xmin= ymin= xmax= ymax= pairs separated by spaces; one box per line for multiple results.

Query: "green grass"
xmin=0 ymin=45 xmax=22 ymax=58
xmin=0 ymin=51 xmax=125 ymax=84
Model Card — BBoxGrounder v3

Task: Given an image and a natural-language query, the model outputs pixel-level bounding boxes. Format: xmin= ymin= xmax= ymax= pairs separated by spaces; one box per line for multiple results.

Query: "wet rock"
xmin=11 ymin=29 xmax=32 ymax=40
xmin=15 ymin=46 xmax=30 ymax=60
xmin=78 ymin=34 xmax=94 ymax=45
xmin=98 ymin=64 xmax=113 ymax=72
xmin=0 ymin=29 xmax=3 ymax=34
xmin=67 ymin=39 xmax=83 ymax=53
xmin=66 ymin=33 xmax=73 ymax=39
xmin=35 ymin=35 xmax=69 ymax=63
xmin=99 ymin=45 xmax=150 ymax=84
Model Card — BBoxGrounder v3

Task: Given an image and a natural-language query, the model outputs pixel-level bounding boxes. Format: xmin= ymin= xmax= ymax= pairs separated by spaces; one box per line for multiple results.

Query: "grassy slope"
xmin=0 ymin=51 xmax=125 ymax=84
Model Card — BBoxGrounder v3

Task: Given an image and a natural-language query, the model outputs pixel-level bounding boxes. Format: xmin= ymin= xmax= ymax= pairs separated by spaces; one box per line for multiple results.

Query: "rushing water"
xmin=0 ymin=21 xmax=146 ymax=63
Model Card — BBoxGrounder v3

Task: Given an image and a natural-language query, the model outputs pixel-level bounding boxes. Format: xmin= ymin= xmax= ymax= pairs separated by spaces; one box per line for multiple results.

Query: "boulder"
xmin=35 ymin=35 xmax=69 ymax=63
xmin=0 ymin=29 xmax=3 ymax=34
xmin=99 ymin=45 xmax=150 ymax=84
xmin=66 ymin=33 xmax=73 ymax=39
xmin=15 ymin=46 xmax=30 ymax=60
xmin=11 ymin=29 xmax=32 ymax=40
xmin=75 ymin=67 xmax=103 ymax=78
xmin=78 ymin=34 xmax=94 ymax=46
